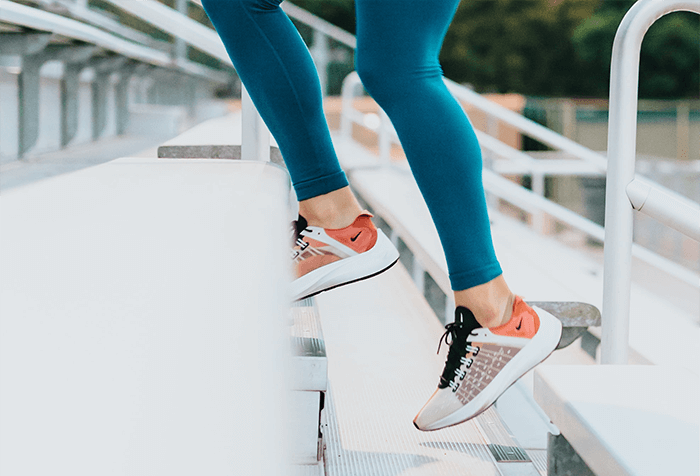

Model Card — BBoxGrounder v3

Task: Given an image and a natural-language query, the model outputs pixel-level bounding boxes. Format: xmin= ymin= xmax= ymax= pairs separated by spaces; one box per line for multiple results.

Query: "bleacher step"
xmin=534 ymin=365 xmax=699 ymax=476
xmin=290 ymin=298 xmax=328 ymax=469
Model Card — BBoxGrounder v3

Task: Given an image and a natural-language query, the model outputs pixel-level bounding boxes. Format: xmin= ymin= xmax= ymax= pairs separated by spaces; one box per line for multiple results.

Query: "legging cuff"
xmin=293 ymin=170 xmax=349 ymax=201
xmin=450 ymin=263 xmax=503 ymax=291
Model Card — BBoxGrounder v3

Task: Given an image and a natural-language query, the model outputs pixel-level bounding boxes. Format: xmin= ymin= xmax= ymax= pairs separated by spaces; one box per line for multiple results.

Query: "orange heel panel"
xmin=490 ymin=296 xmax=540 ymax=339
xmin=325 ymin=212 xmax=377 ymax=253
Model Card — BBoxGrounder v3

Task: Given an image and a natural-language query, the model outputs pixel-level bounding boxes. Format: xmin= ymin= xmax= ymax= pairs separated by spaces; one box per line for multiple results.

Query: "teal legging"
xmin=201 ymin=0 xmax=502 ymax=290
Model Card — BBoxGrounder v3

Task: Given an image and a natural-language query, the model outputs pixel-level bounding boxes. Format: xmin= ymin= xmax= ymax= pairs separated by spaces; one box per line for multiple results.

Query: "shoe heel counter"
xmin=326 ymin=213 xmax=377 ymax=253
xmin=490 ymin=296 xmax=539 ymax=339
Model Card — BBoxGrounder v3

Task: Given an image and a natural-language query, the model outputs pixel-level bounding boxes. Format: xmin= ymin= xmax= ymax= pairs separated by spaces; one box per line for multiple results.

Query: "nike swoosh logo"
xmin=515 ymin=318 xmax=523 ymax=331
xmin=350 ymin=231 xmax=361 ymax=242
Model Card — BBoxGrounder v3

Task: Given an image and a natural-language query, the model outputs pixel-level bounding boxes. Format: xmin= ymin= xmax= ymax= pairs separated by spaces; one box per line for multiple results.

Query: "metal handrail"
xmin=281 ymin=2 xmax=356 ymax=49
xmin=103 ymin=0 xmax=231 ymax=65
xmin=0 ymin=0 xmax=229 ymax=82
xmin=0 ymin=0 xmax=172 ymax=66
xmin=100 ymin=0 xmax=270 ymax=162
xmin=339 ymin=72 xmax=700 ymax=288
xmin=601 ymin=0 xmax=700 ymax=365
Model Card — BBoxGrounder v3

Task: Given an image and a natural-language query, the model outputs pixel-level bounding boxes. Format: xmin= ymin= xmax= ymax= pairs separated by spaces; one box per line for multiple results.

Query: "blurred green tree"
xmin=573 ymin=1 xmax=700 ymax=98
xmin=287 ymin=0 xmax=700 ymax=98
xmin=440 ymin=0 xmax=600 ymax=96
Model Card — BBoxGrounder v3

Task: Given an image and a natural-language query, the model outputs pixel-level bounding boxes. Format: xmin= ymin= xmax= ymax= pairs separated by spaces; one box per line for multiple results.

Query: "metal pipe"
xmin=310 ymin=30 xmax=329 ymax=97
xmin=601 ymin=0 xmax=700 ymax=365
xmin=626 ymin=179 xmax=700 ymax=242
xmin=340 ymin=72 xmax=362 ymax=142
xmin=378 ymin=108 xmax=392 ymax=166
xmin=241 ymin=86 xmax=270 ymax=162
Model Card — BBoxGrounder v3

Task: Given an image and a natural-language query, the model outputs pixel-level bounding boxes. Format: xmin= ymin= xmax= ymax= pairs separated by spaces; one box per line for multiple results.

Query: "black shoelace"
xmin=291 ymin=215 xmax=310 ymax=259
xmin=438 ymin=307 xmax=481 ymax=389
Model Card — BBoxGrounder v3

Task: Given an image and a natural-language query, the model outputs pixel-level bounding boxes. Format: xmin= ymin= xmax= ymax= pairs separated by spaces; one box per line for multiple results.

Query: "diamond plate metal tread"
xmin=474 ymin=407 xmax=541 ymax=476
xmin=291 ymin=298 xmax=326 ymax=358
xmin=290 ymin=297 xmax=327 ymax=392
xmin=525 ymin=449 xmax=548 ymax=476
xmin=528 ymin=301 xmax=601 ymax=349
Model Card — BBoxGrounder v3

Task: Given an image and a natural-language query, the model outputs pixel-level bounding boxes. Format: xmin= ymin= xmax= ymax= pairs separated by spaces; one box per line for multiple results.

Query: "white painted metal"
xmin=241 ymin=86 xmax=271 ymax=162
xmin=337 ymin=152 xmax=699 ymax=378
xmin=602 ymin=0 xmax=700 ymax=364
xmin=35 ymin=0 xmax=170 ymax=51
xmin=0 ymin=0 xmax=171 ymax=66
xmin=102 ymin=0 xmax=232 ymax=65
xmin=310 ymin=29 xmax=329 ymax=97
xmin=338 ymin=64 xmax=700 ymax=289
xmin=378 ymin=108 xmax=392 ymax=166
xmin=281 ymin=1 xmax=357 ymax=49
xmin=626 ymin=179 xmax=700 ymax=242
xmin=0 ymin=0 xmax=227 ymax=82
xmin=412 ymin=259 xmax=425 ymax=293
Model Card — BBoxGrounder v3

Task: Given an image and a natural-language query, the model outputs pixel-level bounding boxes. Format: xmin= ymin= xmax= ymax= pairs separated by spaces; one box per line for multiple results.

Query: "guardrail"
xmin=0 ymin=0 xmax=232 ymax=158
xmin=601 ymin=0 xmax=700 ymax=365
xmin=339 ymin=72 xmax=700 ymax=289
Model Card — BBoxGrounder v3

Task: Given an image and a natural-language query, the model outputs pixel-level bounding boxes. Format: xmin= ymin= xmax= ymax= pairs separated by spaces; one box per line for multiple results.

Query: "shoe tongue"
xmin=295 ymin=215 xmax=308 ymax=235
xmin=454 ymin=306 xmax=481 ymax=328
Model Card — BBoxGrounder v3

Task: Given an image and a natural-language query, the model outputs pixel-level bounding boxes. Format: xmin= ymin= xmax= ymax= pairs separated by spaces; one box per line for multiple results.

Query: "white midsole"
xmin=427 ymin=307 xmax=563 ymax=430
xmin=291 ymin=230 xmax=399 ymax=301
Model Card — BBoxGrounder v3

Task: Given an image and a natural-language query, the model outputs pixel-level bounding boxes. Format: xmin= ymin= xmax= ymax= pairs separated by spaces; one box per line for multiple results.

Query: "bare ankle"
xmin=454 ymin=276 xmax=514 ymax=328
xmin=298 ymin=186 xmax=363 ymax=229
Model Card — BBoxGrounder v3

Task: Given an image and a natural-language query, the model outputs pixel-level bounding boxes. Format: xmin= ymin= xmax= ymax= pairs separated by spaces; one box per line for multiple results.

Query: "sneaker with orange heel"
xmin=291 ymin=211 xmax=399 ymax=301
xmin=413 ymin=296 xmax=562 ymax=431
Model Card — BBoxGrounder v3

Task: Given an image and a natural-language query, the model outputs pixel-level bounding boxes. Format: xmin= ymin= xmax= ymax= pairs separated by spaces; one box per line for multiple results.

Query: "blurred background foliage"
xmin=291 ymin=0 xmax=699 ymax=99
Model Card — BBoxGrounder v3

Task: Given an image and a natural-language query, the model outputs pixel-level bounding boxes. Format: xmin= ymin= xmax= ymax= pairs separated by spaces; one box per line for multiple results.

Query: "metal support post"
xmin=114 ymin=62 xmax=139 ymax=136
xmin=444 ymin=295 xmax=455 ymax=325
xmin=484 ymin=116 xmax=500 ymax=210
xmin=174 ymin=0 xmax=188 ymax=60
xmin=532 ymin=171 xmax=546 ymax=234
xmin=5 ymin=33 xmax=52 ymax=158
xmin=378 ymin=108 xmax=392 ymax=166
xmin=89 ymin=56 xmax=127 ymax=140
xmin=676 ymin=102 xmax=690 ymax=160
xmin=601 ymin=0 xmax=700 ymax=364
xmin=412 ymin=259 xmax=425 ymax=295
xmin=18 ymin=54 xmax=46 ymax=157
xmin=56 ymin=45 xmax=98 ymax=147
xmin=310 ymin=30 xmax=329 ymax=97
xmin=241 ymin=85 xmax=270 ymax=162
xmin=340 ymin=72 xmax=362 ymax=142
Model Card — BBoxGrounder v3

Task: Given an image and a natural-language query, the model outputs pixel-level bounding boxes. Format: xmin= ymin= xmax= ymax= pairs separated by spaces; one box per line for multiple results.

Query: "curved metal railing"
xmin=602 ymin=0 xmax=700 ymax=364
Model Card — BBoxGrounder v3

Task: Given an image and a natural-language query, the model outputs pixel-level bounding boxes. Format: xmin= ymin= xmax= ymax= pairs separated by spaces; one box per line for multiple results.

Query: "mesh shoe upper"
xmin=415 ymin=296 xmax=559 ymax=431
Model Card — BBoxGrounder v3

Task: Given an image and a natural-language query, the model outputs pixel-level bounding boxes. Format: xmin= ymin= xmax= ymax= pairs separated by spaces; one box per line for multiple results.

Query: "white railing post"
xmin=340 ymin=72 xmax=361 ymax=142
xmin=241 ymin=85 xmax=270 ymax=162
xmin=531 ymin=171 xmax=546 ymax=233
xmin=378 ymin=108 xmax=392 ymax=166
xmin=310 ymin=30 xmax=329 ymax=98
xmin=601 ymin=0 xmax=700 ymax=365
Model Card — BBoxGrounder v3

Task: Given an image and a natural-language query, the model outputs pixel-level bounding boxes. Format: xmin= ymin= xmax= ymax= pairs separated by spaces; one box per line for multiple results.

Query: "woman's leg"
xmin=201 ymin=0 xmax=361 ymax=228
xmin=202 ymin=0 xmax=399 ymax=301
xmin=355 ymin=1 xmax=563 ymax=432
xmin=355 ymin=0 xmax=511 ymax=327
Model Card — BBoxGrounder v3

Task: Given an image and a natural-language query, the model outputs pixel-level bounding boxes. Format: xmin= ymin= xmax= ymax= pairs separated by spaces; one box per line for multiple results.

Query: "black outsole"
xmin=294 ymin=257 xmax=400 ymax=302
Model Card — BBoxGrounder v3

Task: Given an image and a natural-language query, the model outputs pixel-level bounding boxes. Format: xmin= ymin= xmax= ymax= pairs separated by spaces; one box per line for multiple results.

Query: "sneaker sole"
xmin=292 ymin=230 xmax=400 ymax=302
xmin=415 ymin=307 xmax=563 ymax=431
